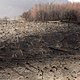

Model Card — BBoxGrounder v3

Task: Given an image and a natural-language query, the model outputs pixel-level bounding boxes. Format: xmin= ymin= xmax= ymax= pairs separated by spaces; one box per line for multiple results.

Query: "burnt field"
xmin=0 ymin=21 xmax=80 ymax=80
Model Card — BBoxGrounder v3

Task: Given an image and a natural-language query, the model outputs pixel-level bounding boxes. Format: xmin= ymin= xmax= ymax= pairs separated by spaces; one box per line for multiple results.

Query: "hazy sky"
xmin=0 ymin=0 xmax=79 ymax=18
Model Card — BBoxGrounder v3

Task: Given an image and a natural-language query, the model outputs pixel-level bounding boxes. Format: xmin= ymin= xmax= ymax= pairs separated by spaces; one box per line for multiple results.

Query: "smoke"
xmin=0 ymin=0 xmax=58 ymax=18
xmin=0 ymin=0 xmax=37 ymax=18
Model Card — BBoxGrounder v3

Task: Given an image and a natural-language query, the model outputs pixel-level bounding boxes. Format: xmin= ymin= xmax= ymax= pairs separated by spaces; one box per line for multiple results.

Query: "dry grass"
xmin=22 ymin=3 xmax=80 ymax=23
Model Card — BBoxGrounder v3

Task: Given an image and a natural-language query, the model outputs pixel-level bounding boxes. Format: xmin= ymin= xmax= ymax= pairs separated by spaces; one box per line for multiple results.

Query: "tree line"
xmin=21 ymin=2 xmax=80 ymax=23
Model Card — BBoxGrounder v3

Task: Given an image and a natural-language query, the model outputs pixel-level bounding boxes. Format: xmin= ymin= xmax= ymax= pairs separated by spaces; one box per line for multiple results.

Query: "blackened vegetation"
xmin=0 ymin=23 xmax=80 ymax=62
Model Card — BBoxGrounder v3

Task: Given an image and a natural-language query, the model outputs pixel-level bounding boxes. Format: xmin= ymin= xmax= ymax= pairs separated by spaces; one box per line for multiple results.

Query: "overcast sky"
xmin=0 ymin=0 xmax=79 ymax=18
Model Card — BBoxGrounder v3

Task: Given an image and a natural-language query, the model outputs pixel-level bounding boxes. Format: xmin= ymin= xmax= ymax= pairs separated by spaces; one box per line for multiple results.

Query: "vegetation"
xmin=21 ymin=2 xmax=80 ymax=23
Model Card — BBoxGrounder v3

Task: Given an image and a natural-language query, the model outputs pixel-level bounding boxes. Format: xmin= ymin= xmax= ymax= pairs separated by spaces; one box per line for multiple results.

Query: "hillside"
xmin=0 ymin=19 xmax=80 ymax=80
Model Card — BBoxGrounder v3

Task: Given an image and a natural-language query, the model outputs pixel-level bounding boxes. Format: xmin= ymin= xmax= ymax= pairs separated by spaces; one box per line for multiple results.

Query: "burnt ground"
xmin=0 ymin=21 xmax=80 ymax=80
xmin=0 ymin=55 xmax=80 ymax=80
